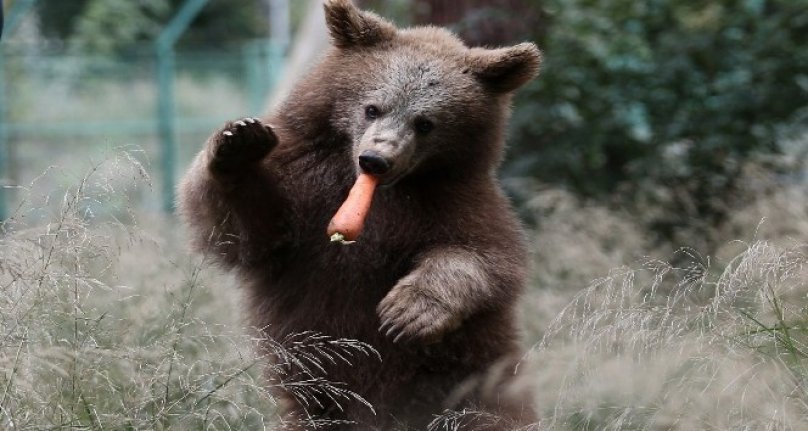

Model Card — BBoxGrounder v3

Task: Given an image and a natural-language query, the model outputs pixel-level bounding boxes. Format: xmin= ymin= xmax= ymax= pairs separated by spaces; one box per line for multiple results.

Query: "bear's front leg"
xmin=377 ymin=247 xmax=502 ymax=344
xmin=178 ymin=118 xmax=287 ymax=269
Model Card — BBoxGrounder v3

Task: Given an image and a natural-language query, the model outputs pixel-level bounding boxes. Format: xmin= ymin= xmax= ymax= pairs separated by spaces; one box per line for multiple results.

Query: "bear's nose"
xmin=358 ymin=150 xmax=392 ymax=175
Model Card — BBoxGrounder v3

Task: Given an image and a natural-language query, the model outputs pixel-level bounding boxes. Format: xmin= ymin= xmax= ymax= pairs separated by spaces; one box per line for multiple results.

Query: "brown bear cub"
xmin=179 ymin=0 xmax=541 ymax=429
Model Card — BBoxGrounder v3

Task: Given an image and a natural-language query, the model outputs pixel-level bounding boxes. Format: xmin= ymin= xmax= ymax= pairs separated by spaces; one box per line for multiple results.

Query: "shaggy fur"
xmin=178 ymin=1 xmax=541 ymax=429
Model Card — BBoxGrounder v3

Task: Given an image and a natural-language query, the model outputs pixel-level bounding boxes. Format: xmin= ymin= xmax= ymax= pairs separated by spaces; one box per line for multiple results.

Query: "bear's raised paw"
xmin=378 ymin=282 xmax=462 ymax=345
xmin=208 ymin=117 xmax=277 ymax=175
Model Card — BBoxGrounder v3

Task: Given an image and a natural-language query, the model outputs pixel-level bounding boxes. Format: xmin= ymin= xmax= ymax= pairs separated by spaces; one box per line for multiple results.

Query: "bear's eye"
xmin=365 ymin=105 xmax=381 ymax=120
xmin=414 ymin=118 xmax=434 ymax=135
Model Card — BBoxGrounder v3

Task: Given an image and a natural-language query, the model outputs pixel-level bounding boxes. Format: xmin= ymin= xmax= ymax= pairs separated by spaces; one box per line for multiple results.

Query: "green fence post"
xmin=0 ymin=48 xmax=8 ymax=222
xmin=155 ymin=0 xmax=209 ymax=213
xmin=245 ymin=39 xmax=278 ymax=116
xmin=266 ymin=0 xmax=290 ymax=112
xmin=244 ymin=40 xmax=262 ymax=116
xmin=156 ymin=44 xmax=176 ymax=213
xmin=0 ymin=0 xmax=38 ymax=222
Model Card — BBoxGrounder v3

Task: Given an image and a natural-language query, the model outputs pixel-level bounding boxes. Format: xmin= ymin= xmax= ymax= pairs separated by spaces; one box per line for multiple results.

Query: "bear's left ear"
xmin=323 ymin=0 xmax=396 ymax=48
xmin=467 ymin=43 xmax=542 ymax=93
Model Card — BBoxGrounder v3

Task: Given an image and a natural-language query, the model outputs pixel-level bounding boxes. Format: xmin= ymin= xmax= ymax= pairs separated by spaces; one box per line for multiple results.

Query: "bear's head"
xmin=322 ymin=0 xmax=541 ymax=184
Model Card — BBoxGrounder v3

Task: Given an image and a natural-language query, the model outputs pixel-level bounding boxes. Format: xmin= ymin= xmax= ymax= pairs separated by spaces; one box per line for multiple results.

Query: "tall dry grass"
xmin=0 ymin=152 xmax=375 ymax=430
xmin=516 ymin=165 xmax=808 ymax=430
xmin=3 ymin=150 xmax=808 ymax=430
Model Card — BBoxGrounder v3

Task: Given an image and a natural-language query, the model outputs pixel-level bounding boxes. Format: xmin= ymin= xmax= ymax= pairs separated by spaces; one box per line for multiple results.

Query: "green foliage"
xmin=36 ymin=0 xmax=91 ymax=40
xmin=40 ymin=0 xmax=269 ymax=55
xmin=510 ymin=0 xmax=808 ymax=240
xmin=71 ymin=0 xmax=171 ymax=55
xmin=173 ymin=0 xmax=269 ymax=49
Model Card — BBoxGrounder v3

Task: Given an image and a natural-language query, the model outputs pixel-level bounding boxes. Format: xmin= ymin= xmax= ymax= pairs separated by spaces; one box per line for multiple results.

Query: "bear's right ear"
xmin=467 ymin=43 xmax=542 ymax=93
xmin=323 ymin=0 xmax=396 ymax=48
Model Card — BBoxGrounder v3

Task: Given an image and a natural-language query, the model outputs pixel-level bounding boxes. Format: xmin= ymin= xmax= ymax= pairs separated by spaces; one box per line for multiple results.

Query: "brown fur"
xmin=178 ymin=1 xmax=541 ymax=429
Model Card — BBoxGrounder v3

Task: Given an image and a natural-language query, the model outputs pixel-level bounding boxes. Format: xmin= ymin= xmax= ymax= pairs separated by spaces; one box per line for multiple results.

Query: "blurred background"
xmin=1 ymin=0 xmax=807 ymax=253
xmin=2 ymin=0 xmax=808 ymax=429
xmin=1 ymin=0 xmax=297 ymax=218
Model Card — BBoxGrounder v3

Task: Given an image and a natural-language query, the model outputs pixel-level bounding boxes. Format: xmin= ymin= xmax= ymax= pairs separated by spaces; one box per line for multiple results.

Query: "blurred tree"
xmin=70 ymin=0 xmax=170 ymax=55
xmin=37 ymin=0 xmax=90 ymax=41
xmin=37 ymin=0 xmax=268 ymax=55
xmin=411 ymin=0 xmax=541 ymax=46
xmin=509 ymin=0 xmax=808 ymax=244
xmin=173 ymin=0 xmax=269 ymax=48
xmin=360 ymin=0 xmax=542 ymax=46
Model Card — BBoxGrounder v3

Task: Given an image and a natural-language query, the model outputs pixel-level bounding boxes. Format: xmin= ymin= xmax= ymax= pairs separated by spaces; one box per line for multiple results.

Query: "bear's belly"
xmin=247 ymin=238 xmax=412 ymax=337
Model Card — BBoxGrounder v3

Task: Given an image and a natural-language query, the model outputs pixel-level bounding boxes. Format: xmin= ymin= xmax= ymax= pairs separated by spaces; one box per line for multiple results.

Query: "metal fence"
xmin=0 ymin=0 xmax=288 ymax=220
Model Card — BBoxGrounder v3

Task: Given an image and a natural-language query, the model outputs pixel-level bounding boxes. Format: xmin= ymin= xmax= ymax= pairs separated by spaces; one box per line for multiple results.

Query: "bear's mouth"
xmin=356 ymin=150 xmax=411 ymax=187
xmin=356 ymin=164 xmax=407 ymax=188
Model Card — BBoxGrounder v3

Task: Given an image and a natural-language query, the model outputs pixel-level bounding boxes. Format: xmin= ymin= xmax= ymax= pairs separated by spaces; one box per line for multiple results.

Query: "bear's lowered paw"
xmin=378 ymin=280 xmax=463 ymax=345
xmin=208 ymin=117 xmax=277 ymax=175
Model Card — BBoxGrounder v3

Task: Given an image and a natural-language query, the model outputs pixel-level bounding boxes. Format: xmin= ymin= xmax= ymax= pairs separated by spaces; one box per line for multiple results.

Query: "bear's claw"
xmin=377 ymin=283 xmax=461 ymax=344
xmin=209 ymin=117 xmax=277 ymax=175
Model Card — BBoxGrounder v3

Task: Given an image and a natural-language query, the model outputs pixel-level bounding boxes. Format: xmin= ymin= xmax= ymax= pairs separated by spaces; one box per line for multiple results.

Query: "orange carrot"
xmin=327 ymin=173 xmax=379 ymax=243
